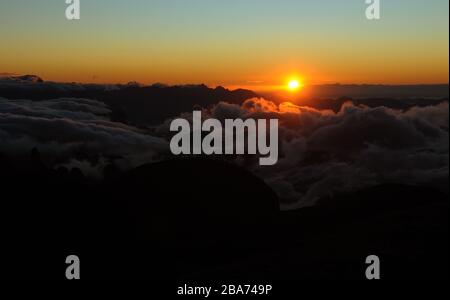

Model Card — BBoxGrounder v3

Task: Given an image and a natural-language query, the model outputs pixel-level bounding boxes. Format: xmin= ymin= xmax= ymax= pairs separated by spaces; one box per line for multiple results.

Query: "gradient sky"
xmin=0 ymin=0 xmax=448 ymax=88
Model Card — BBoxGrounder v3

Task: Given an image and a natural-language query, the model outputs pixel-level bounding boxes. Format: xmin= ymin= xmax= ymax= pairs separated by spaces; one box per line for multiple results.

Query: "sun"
xmin=287 ymin=79 xmax=302 ymax=91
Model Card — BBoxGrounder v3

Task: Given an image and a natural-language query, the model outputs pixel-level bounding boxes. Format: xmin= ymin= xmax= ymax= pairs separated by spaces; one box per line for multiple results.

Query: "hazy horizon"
xmin=1 ymin=73 xmax=448 ymax=89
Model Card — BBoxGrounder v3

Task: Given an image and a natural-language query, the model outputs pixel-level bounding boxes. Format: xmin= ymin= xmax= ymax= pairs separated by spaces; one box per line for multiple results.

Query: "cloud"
xmin=191 ymin=98 xmax=449 ymax=209
xmin=1 ymin=95 xmax=447 ymax=209
xmin=0 ymin=98 xmax=111 ymax=121
xmin=0 ymin=97 xmax=168 ymax=172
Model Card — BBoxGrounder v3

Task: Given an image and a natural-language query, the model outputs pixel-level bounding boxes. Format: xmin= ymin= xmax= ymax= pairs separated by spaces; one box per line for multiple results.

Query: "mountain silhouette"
xmin=0 ymin=76 xmax=259 ymax=125
xmin=0 ymin=151 xmax=447 ymax=279
xmin=104 ymin=84 xmax=259 ymax=125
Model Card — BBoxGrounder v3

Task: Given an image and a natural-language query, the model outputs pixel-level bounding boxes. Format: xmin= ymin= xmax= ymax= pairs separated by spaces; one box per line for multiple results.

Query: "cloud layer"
xmin=1 ymin=95 xmax=447 ymax=209
xmin=0 ymin=97 xmax=168 ymax=170
xmin=184 ymin=98 xmax=449 ymax=208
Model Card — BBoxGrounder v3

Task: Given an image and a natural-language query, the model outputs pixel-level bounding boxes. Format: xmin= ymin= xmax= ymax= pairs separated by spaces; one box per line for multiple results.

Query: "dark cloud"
xmin=0 ymin=98 xmax=111 ymax=121
xmin=0 ymin=97 xmax=168 ymax=171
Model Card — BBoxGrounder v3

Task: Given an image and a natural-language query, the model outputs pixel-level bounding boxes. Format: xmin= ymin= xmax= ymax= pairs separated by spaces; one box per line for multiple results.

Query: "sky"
xmin=0 ymin=0 xmax=448 ymax=88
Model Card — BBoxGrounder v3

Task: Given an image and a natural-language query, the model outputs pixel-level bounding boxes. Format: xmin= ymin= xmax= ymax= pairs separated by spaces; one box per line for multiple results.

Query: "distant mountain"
xmin=1 ymin=75 xmax=448 ymax=125
xmin=261 ymin=83 xmax=449 ymax=103
xmin=103 ymin=84 xmax=258 ymax=125
xmin=0 ymin=74 xmax=44 ymax=83
xmin=308 ymin=83 xmax=449 ymax=99
xmin=0 ymin=76 xmax=259 ymax=125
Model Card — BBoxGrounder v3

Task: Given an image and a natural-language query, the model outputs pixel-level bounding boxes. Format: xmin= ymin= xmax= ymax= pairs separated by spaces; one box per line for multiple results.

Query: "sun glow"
xmin=287 ymin=79 xmax=302 ymax=91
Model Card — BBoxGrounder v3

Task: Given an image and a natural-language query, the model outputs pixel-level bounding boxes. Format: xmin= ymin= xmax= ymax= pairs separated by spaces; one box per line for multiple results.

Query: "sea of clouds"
xmin=0 ymin=95 xmax=448 ymax=208
xmin=0 ymin=97 xmax=168 ymax=177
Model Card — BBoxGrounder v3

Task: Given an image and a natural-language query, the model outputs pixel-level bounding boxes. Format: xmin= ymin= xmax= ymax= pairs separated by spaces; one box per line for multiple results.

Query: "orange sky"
xmin=1 ymin=0 xmax=448 ymax=89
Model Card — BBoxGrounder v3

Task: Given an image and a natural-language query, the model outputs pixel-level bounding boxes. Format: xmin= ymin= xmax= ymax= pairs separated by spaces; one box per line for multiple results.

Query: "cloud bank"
xmin=1 ymin=94 xmax=447 ymax=209
xmin=0 ymin=97 xmax=168 ymax=171
xmin=176 ymin=98 xmax=448 ymax=209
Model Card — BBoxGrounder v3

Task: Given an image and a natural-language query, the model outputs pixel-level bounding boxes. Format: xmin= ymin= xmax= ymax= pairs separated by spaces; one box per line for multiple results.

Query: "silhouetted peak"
xmin=215 ymin=86 xmax=228 ymax=91
xmin=123 ymin=157 xmax=279 ymax=214
xmin=176 ymin=84 xmax=209 ymax=89
xmin=6 ymin=74 xmax=44 ymax=83
xmin=149 ymin=83 xmax=169 ymax=88
xmin=125 ymin=81 xmax=143 ymax=87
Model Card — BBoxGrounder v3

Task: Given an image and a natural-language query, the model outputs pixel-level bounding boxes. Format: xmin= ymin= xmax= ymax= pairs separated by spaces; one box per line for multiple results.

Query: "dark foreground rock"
xmin=0 ymin=156 xmax=448 ymax=280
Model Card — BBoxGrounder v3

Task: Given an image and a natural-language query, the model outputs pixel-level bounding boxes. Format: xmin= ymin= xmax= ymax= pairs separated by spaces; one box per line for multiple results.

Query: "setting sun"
xmin=288 ymin=79 xmax=302 ymax=91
